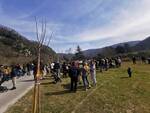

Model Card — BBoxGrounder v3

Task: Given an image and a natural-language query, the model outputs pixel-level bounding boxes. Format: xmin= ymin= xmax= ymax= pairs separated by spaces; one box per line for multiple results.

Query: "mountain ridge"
xmin=59 ymin=37 xmax=150 ymax=59
xmin=83 ymin=40 xmax=141 ymax=57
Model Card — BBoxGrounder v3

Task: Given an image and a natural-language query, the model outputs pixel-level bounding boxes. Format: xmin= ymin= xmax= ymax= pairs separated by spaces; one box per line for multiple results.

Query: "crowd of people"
xmin=50 ymin=57 xmax=122 ymax=92
xmin=0 ymin=64 xmax=23 ymax=91
xmin=50 ymin=56 xmax=150 ymax=92
xmin=68 ymin=60 xmax=97 ymax=92
xmin=0 ymin=62 xmax=50 ymax=92
xmin=0 ymin=57 xmax=123 ymax=93
xmin=0 ymin=55 xmax=149 ymax=93
xmin=132 ymin=56 xmax=150 ymax=64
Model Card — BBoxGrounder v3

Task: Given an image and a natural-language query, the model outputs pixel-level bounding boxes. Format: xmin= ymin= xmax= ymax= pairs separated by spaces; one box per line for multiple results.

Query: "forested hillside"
xmin=0 ymin=25 xmax=56 ymax=64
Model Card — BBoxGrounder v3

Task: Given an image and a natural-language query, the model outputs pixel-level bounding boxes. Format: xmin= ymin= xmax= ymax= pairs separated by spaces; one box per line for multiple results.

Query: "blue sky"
xmin=0 ymin=0 xmax=150 ymax=53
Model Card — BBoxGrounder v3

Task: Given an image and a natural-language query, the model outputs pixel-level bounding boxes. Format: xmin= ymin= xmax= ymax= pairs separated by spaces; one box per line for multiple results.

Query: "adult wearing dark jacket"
xmin=69 ymin=62 xmax=79 ymax=92
xmin=11 ymin=65 xmax=17 ymax=90
xmin=54 ymin=62 xmax=61 ymax=78
xmin=62 ymin=62 xmax=67 ymax=77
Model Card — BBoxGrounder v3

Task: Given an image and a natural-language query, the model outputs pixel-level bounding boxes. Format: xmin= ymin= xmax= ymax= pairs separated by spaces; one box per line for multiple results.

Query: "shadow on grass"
xmin=61 ymin=83 xmax=84 ymax=90
xmin=61 ymin=83 xmax=70 ymax=89
xmin=20 ymin=79 xmax=34 ymax=82
xmin=40 ymin=81 xmax=54 ymax=85
xmin=42 ymin=76 xmax=52 ymax=80
xmin=45 ymin=90 xmax=71 ymax=96
xmin=77 ymin=85 xmax=84 ymax=90
xmin=120 ymin=76 xmax=129 ymax=79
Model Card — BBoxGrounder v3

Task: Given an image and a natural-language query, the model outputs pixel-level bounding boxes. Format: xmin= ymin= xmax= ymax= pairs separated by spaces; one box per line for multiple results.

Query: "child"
xmin=127 ymin=67 xmax=132 ymax=78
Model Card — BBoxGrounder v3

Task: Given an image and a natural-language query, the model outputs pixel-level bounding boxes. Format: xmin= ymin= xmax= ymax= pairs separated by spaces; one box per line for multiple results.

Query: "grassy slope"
xmin=5 ymin=62 xmax=150 ymax=113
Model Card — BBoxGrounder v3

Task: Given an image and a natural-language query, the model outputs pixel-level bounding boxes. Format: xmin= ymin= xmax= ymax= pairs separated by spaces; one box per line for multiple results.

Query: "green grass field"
xmin=5 ymin=62 xmax=150 ymax=113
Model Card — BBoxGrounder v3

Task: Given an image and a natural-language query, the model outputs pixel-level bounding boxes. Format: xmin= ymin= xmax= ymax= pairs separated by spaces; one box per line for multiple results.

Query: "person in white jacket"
xmin=89 ymin=60 xmax=97 ymax=86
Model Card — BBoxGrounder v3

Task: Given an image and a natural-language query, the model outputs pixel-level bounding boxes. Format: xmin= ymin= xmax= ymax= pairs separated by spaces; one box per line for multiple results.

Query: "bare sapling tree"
xmin=32 ymin=17 xmax=53 ymax=113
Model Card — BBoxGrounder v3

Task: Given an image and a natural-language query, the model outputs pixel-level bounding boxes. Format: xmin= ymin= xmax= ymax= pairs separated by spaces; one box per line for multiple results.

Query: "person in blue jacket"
xmin=68 ymin=62 xmax=79 ymax=92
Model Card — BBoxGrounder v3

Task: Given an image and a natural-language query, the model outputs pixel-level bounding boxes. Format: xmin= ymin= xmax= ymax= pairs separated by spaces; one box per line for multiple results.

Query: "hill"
xmin=58 ymin=37 xmax=150 ymax=60
xmin=0 ymin=25 xmax=56 ymax=64
xmin=134 ymin=36 xmax=150 ymax=51
xmin=83 ymin=41 xmax=140 ymax=58
xmin=111 ymin=41 xmax=140 ymax=48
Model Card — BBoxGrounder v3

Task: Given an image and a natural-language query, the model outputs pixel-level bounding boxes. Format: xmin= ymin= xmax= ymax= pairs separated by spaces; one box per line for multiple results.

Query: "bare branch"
xmin=40 ymin=19 xmax=46 ymax=47
xmin=46 ymin=31 xmax=53 ymax=47
xmin=43 ymin=19 xmax=47 ymax=42
xmin=35 ymin=17 xmax=54 ymax=50
xmin=39 ymin=18 xmax=44 ymax=44
xmin=35 ymin=17 xmax=40 ymax=42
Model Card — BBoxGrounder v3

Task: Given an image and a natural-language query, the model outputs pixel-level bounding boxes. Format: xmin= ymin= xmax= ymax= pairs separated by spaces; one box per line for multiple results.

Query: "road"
xmin=0 ymin=75 xmax=34 ymax=113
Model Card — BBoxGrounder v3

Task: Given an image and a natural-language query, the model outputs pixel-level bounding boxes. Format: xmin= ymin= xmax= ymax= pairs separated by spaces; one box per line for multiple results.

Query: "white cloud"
xmin=0 ymin=15 xmax=61 ymax=41
xmin=17 ymin=0 xmax=49 ymax=19
xmin=1 ymin=0 xmax=150 ymax=52
xmin=70 ymin=0 xmax=150 ymax=43
xmin=43 ymin=0 xmax=150 ymax=51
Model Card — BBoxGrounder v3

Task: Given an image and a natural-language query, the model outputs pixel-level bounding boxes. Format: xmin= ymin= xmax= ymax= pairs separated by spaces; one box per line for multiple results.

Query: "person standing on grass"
xmin=81 ymin=62 xmax=91 ymax=91
xmin=68 ymin=62 xmax=78 ymax=92
xmin=141 ymin=56 xmax=146 ymax=64
xmin=78 ymin=61 xmax=83 ymax=84
xmin=114 ymin=58 xmax=119 ymax=68
xmin=127 ymin=67 xmax=132 ymax=78
xmin=54 ymin=61 xmax=61 ymax=79
xmin=104 ymin=58 xmax=109 ymax=71
xmin=118 ymin=57 xmax=122 ymax=67
xmin=89 ymin=60 xmax=97 ymax=86
xmin=99 ymin=58 xmax=104 ymax=72
xmin=62 ymin=62 xmax=67 ymax=78
xmin=132 ymin=56 xmax=136 ymax=64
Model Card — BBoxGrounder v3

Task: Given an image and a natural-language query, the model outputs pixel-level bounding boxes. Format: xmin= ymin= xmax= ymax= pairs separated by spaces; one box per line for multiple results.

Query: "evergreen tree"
xmin=73 ymin=45 xmax=85 ymax=60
